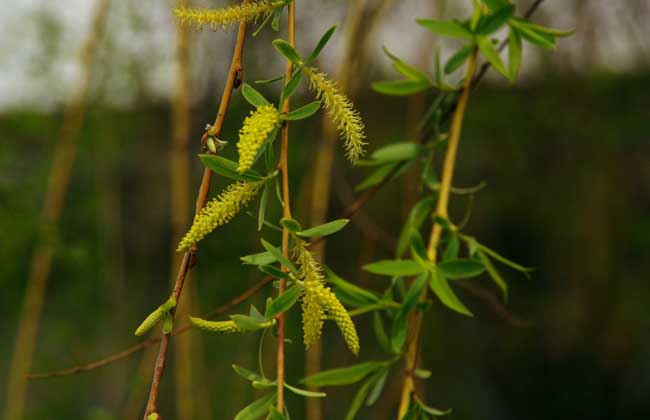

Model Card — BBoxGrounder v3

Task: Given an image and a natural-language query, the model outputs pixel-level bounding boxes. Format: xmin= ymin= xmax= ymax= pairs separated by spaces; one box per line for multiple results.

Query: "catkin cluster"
xmin=177 ymin=181 xmax=262 ymax=251
xmin=189 ymin=317 xmax=244 ymax=334
xmin=174 ymin=1 xmax=284 ymax=30
xmin=294 ymin=240 xmax=360 ymax=355
xmin=303 ymin=67 xmax=367 ymax=164
xmin=237 ymin=105 xmax=279 ymax=173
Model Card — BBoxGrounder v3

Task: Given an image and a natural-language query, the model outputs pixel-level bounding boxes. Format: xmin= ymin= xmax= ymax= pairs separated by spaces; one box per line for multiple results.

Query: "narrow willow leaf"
xmin=414 ymin=368 xmax=432 ymax=379
xmin=241 ymin=251 xmax=276 ymax=266
xmin=484 ymin=0 xmax=510 ymax=11
xmin=476 ymin=4 xmax=514 ymax=35
xmin=373 ymin=312 xmax=391 ymax=353
xmin=283 ymin=101 xmax=321 ymax=120
xmin=508 ymin=26 xmax=522 ymax=80
xmin=416 ymin=19 xmax=474 ymax=39
xmin=272 ymin=39 xmax=302 ymax=64
xmin=234 ymin=392 xmax=277 ymax=420
xmin=363 ymin=259 xmax=425 ymax=277
xmin=260 ymin=239 xmax=297 ymax=274
xmin=344 ymin=370 xmax=386 ymax=420
xmin=444 ymin=45 xmax=474 ymax=74
xmin=200 ymin=155 xmax=264 ymax=182
xmin=307 ymin=25 xmax=337 ymax=63
xmin=280 ymin=69 xmax=303 ymax=104
xmin=476 ymin=35 xmax=511 ymax=80
xmin=355 ymin=163 xmax=397 ymax=192
xmin=325 ymin=266 xmax=380 ymax=307
xmin=437 ymin=259 xmax=485 ymax=279
xmin=366 ymin=368 xmax=389 ymax=406
xmin=258 ymin=181 xmax=270 ymax=231
xmin=474 ymin=241 xmax=534 ymax=275
xmin=512 ymin=18 xmax=575 ymax=37
xmin=255 ymin=74 xmax=284 ymax=85
xmin=266 ymin=284 xmax=302 ymax=319
xmin=429 ymin=270 xmax=473 ymax=316
xmin=392 ymin=273 xmax=427 ymax=352
xmin=371 ymin=79 xmax=431 ymax=96
xmin=442 ymin=233 xmax=459 ymax=261
xmin=267 ymin=406 xmax=285 ymax=420
xmin=279 ymin=217 xmax=301 ymax=232
xmin=478 ymin=250 xmax=508 ymax=301
xmin=414 ymin=395 xmax=452 ymax=416
xmin=509 ymin=20 xmax=556 ymax=49
xmin=232 ymin=364 xmax=266 ymax=382
xmin=382 ymin=47 xmax=431 ymax=83
xmin=301 ymin=361 xmax=386 ymax=387
xmin=370 ymin=142 xmax=422 ymax=163
xmin=257 ymin=264 xmax=291 ymax=281
xmin=297 ymin=219 xmax=349 ymax=237
xmin=409 ymin=228 xmax=428 ymax=263
xmin=284 ymin=383 xmax=326 ymax=398
xmin=242 ymin=83 xmax=270 ymax=107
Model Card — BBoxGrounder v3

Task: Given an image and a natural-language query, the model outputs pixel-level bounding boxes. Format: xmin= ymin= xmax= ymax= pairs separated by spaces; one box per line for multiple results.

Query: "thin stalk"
xmin=2 ymin=1 xmax=111 ymax=419
xmin=276 ymin=0 xmax=296 ymax=411
xmin=142 ymin=1 xmax=250 ymax=417
xmin=396 ymin=50 xmax=478 ymax=419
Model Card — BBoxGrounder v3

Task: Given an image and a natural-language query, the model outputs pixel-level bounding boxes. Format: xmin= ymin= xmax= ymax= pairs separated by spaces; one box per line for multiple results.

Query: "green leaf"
xmin=392 ymin=273 xmax=427 ymax=352
xmin=241 ymin=251 xmax=277 ymax=266
xmin=397 ymin=196 xmax=435 ymax=257
xmin=366 ymin=368 xmax=389 ymax=406
xmin=429 ymin=270 xmax=472 ymax=316
xmin=476 ymin=35 xmax=510 ymax=80
xmin=437 ymin=259 xmax=485 ymax=279
xmin=258 ymin=264 xmax=291 ymax=281
xmin=344 ymin=372 xmax=376 ymax=420
xmin=232 ymin=364 xmax=266 ymax=383
xmin=372 ymin=79 xmax=431 ymax=96
xmin=476 ymin=5 xmax=514 ymax=35
xmin=373 ymin=312 xmax=391 ymax=353
xmin=382 ymin=47 xmax=431 ymax=83
xmin=266 ymin=284 xmax=302 ymax=319
xmin=280 ymin=69 xmax=303 ymax=105
xmin=283 ymin=101 xmax=321 ymax=121
xmin=416 ymin=19 xmax=474 ymax=39
xmin=442 ymin=233 xmax=459 ymax=261
xmin=473 ymin=240 xmax=534 ymax=275
xmin=272 ymin=39 xmax=302 ymax=64
xmin=242 ymin=83 xmax=270 ymax=107
xmin=444 ymin=45 xmax=474 ymax=74
xmin=297 ymin=219 xmax=349 ymax=238
xmin=370 ymin=142 xmax=422 ymax=163
xmin=512 ymin=18 xmax=574 ymax=37
xmin=414 ymin=395 xmax=452 ymax=416
xmin=307 ymin=26 xmax=337 ymax=63
xmin=267 ymin=406 xmax=285 ymax=420
xmin=258 ymin=181 xmax=270 ymax=231
xmin=325 ymin=266 xmax=380 ymax=307
xmin=301 ymin=361 xmax=386 ymax=387
xmin=483 ymin=0 xmax=510 ymax=11
xmin=478 ymin=250 xmax=508 ymax=301
xmin=284 ymin=383 xmax=326 ymax=398
xmin=509 ymin=20 xmax=556 ymax=49
xmin=355 ymin=163 xmax=397 ymax=192
xmin=261 ymin=239 xmax=297 ymax=274
xmin=199 ymin=155 xmax=265 ymax=182
xmin=230 ymin=314 xmax=268 ymax=331
xmin=279 ymin=217 xmax=302 ymax=232
xmin=234 ymin=392 xmax=277 ymax=420
xmin=414 ymin=368 xmax=432 ymax=379
xmin=409 ymin=228 xmax=428 ymax=263
xmin=508 ymin=26 xmax=522 ymax=80
xmin=363 ymin=260 xmax=425 ymax=277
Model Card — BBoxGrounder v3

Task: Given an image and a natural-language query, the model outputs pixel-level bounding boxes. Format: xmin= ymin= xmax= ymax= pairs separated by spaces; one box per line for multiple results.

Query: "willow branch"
xmin=142 ymin=3 xmax=250 ymax=418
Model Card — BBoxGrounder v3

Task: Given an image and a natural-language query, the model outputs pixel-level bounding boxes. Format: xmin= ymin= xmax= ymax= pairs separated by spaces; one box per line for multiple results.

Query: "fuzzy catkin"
xmin=303 ymin=67 xmax=367 ymax=164
xmin=174 ymin=1 xmax=284 ymax=30
xmin=177 ymin=181 xmax=262 ymax=251
xmin=237 ymin=105 xmax=279 ymax=173
xmin=294 ymin=240 xmax=360 ymax=355
xmin=189 ymin=317 xmax=244 ymax=334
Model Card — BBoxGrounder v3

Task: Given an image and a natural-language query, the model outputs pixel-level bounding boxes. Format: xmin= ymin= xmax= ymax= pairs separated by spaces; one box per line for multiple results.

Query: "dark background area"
xmin=1 ymin=1 xmax=650 ymax=419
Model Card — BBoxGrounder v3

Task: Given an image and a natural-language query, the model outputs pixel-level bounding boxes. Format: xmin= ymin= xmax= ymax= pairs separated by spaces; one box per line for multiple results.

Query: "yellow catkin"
xmin=174 ymin=1 xmax=284 ymax=30
xmin=134 ymin=296 xmax=177 ymax=336
xmin=177 ymin=181 xmax=262 ymax=251
xmin=237 ymin=105 xmax=279 ymax=173
xmin=294 ymin=240 xmax=360 ymax=355
xmin=189 ymin=317 xmax=244 ymax=334
xmin=303 ymin=67 xmax=367 ymax=164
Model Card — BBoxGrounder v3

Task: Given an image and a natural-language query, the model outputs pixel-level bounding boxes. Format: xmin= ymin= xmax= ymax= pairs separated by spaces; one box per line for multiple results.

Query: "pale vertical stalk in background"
xmin=2 ymin=1 xmax=112 ymax=418
xmin=305 ymin=1 xmax=393 ymax=419
xmin=276 ymin=0 xmax=296 ymax=411
xmin=169 ymin=2 xmax=209 ymax=418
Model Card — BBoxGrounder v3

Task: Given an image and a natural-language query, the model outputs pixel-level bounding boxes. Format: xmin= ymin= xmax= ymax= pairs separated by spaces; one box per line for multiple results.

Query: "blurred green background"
xmin=1 ymin=0 xmax=649 ymax=419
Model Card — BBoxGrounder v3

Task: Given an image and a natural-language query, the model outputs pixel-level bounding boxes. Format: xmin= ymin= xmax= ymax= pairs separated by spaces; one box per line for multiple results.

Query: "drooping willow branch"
xmin=141 ymin=2 xmax=251 ymax=418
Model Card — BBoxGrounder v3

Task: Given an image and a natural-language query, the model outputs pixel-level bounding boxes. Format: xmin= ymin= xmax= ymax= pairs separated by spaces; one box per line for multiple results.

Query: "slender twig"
xmin=397 ymin=50 xmax=478 ymax=419
xmin=3 ymin=1 xmax=112 ymax=419
xmin=141 ymin=2 xmax=250 ymax=417
xmin=276 ymin=0 xmax=296 ymax=411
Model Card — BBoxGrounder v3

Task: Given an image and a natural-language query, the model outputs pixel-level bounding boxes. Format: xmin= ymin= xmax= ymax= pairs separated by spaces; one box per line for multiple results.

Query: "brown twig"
xmin=276 ymin=0 xmax=296 ymax=411
xmin=3 ymin=1 xmax=112 ymax=419
xmin=141 ymin=2 xmax=250 ymax=418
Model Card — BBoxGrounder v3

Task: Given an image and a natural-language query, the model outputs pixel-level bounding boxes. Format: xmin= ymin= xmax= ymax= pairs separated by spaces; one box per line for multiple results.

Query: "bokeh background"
xmin=1 ymin=0 xmax=649 ymax=419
